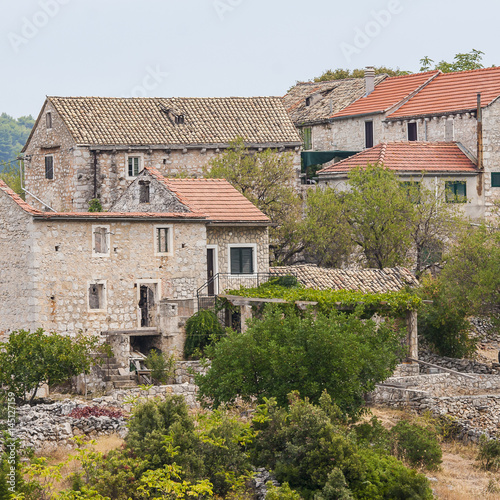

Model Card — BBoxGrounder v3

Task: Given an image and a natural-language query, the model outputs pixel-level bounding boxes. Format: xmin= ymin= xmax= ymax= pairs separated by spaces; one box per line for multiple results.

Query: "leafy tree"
xmin=184 ymin=309 xmax=225 ymax=359
xmin=313 ymin=66 xmax=409 ymax=82
xmin=204 ymin=137 xmax=304 ymax=264
xmin=196 ymin=305 xmax=404 ymax=416
xmin=420 ymin=49 xmax=486 ymax=72
xmin=0 ymin=113 xmax=34 ymax=164
xmin=0 ymin=329 xmax=99 ymax=404
xmin=0 ymin=161 xmax=23 ymax=198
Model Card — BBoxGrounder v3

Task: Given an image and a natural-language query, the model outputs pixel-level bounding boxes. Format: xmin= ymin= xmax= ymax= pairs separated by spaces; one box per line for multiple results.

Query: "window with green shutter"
xmin=445 ymin=181 xmax=467 ymax=203
xmin=302 ymin=127 xmax=312 ymax=150
xmin=230 ymin=247 xmax=254 ymax=274
xmin=492 ymin=172 xmax=500 ymax=188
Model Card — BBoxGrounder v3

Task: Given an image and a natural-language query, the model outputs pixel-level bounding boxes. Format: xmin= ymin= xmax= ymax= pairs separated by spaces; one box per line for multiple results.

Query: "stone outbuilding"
xmin=0 ymin=168 xmax=270 ymax=369
xmin=21 ymin=96 xmax=302 ymax=212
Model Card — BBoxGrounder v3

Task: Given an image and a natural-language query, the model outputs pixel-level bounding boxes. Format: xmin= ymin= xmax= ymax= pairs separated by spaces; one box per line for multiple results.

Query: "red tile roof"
xmin=330 ymin=71 xmax=440 ymax=119
xmin=388 ymin=67 xmax=500 ymax=119
xmin=318 ymin=142 xmax=478 ymax=174
xmin=146 ymin=167 xmax=270 ymax=223
xmin=0 ymin=180 xmax=43 ymax=215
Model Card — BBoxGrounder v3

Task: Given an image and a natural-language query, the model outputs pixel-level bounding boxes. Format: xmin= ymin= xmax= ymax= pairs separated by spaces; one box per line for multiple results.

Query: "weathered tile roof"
xmin=318 ymin=142 xmax=478 ymax=175
xmin=284 ymin=76 xmax=387 ymax=125
xmin=330 ymin=71 xmax=440 ymax=119
xmin=271 ymin=264 xmax=419 ymax=292
xmin=45 ymin=96 xmax=301 ymax=147
xmin=388 ymin=66 xmax=500 ymax=119
xmin=145 ymin=167 xmax=270 ymax=224
xmin=0 ymin=180 xmax=44 ymax=215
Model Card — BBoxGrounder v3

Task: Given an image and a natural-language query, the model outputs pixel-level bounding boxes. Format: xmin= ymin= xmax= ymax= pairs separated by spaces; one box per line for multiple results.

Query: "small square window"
xmin=93 ymin=226 xmax=110 ymax=256
xmin=88 ymin=283 xmax=105 ymax=310
xmin=408 ymin=122 xmax=417 ymax=141
xmin=230 ymin=247 xmax=254 ymax=274
xmin=445 ymin=181 xmax=467 ymax=203
xmin=492 ymin=172 xmax=500 ymax=188
xmin=45 ymin=156 xmax=54 ymax=180
xmin=128 ymin=156 xmax=141 ymax=177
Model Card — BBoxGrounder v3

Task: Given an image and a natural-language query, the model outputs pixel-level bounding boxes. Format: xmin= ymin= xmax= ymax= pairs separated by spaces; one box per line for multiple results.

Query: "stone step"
xmin=113 ymin=380 xmax=138 ymax=389
xmin=104 ymin=374 xmax=136 ymax=382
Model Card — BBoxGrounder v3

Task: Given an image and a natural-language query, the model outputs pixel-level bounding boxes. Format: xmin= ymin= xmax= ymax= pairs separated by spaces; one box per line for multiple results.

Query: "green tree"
xmin=204 ymin=137 xmax=304 ymax=265
xmin=0 ymin=329 xmax=99 ymax=404
xmin=184 ymin=309 xmax=225 ymax=359
xmin=196 ymin=306 xmax=404 ymax=417
xmin=313 ymin=66 xmax=409 ymax=82
xmin=420 ymin=49 xmax=486 ymax=72
xmin=0 ymin=161 xmax=24 ymax=198
xmin=0 ymin=113 xmax=34 ymax=164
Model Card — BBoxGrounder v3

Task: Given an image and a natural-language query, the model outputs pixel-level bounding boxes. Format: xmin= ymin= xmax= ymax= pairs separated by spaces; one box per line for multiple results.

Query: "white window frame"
xmin=154 ymin=224 xmax=174 ymax=256
xmin=45 ymin=154 xmax=55 ymax=180
xmin=92 ymin=224 xmax=111 ymax=258
xmin=87 ymin=280 xmax=107 ymax=313
xmin=207 ymin=244 xmax=219 ymax=294
xmin=126 ymin=153 xmax=144 ymax=179
xmin=228 ymin=243 xmax=257 ymax=276
xmin=136 ymin=279 xmax=161 ymax=329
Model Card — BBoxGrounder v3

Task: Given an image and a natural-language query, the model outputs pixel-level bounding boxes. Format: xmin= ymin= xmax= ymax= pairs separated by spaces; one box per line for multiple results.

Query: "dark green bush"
xmin=144 ymin=349 xmax=176 ymax=384
xmin=184 ymin=309 xmax=224 ymax=359
xmin=390 ymin=421 xmax=442 ymax=470
xmin=477 ymin=435 xmax=500 ymax=471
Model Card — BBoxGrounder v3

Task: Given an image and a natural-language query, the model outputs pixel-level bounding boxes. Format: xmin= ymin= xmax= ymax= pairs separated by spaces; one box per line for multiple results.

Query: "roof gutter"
xmin=329 ymin=111 xmax=383 ymax=122
xmin=86 ymin=142 xmax=303 ymax=151
xmin=32 ymin=215 xmax=207 ymax=222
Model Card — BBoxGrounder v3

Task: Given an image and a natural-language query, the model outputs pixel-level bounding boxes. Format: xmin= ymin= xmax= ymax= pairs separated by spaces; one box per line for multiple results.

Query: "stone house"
xmin=0 ymin=168 xmax=270 ymax=368
xmin=21 ymin=96 xmax=302 ymax=212
xmin=318 ymin=141 xmax=482 ymax=218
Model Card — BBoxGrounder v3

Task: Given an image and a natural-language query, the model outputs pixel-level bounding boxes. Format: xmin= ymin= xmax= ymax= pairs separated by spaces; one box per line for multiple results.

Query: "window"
xmin=492 ymin=172 xmax=500 ymax=188
xmin=175 ymin=114 xmax=185 ymax=124
xmin=365 ymin=121 xmax=373 ymax=148
xmin=302 ymin=127 xmax=312 ymax=150
xmin=127 ymin=156 xmax=141 ymax=177
xmin=139 ymin=180 xmax=150 ymax=203
xmin=401 ymin=181 xmax=421 ymax=204
xmin=88 ymin=282 xmax=105 ymax=311
xmin=45 ymin=155 xmax=54 ymax=180
xmin=408 ymin=122 xmax=417 ymax=141
xmin=154 ymin=225 xmax=173 ymax=256
xmin=46 ymin=112 xmax=52 ymax=129
xmin=445 ymin=181 xmax=467 ymax=203
xmin=230 ymin=247 xmax=254 ymax=274
xmin=305 ymin=96 xmax=312 ymax=107
xmin=92 ymin=225 xmax=110 ymax=256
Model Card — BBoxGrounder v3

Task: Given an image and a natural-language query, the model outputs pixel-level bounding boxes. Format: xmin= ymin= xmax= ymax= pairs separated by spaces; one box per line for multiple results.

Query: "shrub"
xmin=144 ymin=350 xmax=176 ymax=384
xmin=266 ymin=481 xmax=302 ymax=499
xmin=417 ymin=277 xmax=476 ymax=358
xmin=88 ymin=198 xmax=103 ymax=212
xmin=390 ymin=421 xmax=442 ymax=470
xmin=477 ymin=435 xmax=500 ymax=471
xmin=184 ymin=309 xmax=224 ymax=359
xmin=68 ymin=407 xmax=123 ymax=419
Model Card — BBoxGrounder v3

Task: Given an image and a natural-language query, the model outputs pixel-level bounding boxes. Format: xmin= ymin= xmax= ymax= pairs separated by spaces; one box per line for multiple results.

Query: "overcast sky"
xmin=1 ymin=0 xmax=498 ymax=118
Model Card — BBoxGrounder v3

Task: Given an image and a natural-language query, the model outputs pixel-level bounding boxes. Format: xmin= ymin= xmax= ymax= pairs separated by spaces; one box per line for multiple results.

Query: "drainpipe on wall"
xmin=477 ymin=93 xmax=484 ymax=197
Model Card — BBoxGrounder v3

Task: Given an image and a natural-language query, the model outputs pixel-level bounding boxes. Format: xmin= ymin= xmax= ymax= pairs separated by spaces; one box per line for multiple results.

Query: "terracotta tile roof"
xmin=0 ymin=180 xmax=44 ymax=215
xmin=318 ymin=142 xmax=478 ymax=175
xmin=388 ymin=67 xmax=500 ymax=119
xmin=271 ymin=264 xmax=419 ymax=292
xmin=145 ymin=167 xmax=270 ymax=223
xmin=46 ymin=96 xmax=301 ymax=147
xmin=330 ymin=71 xmax=440 ymax=119
xmin=284 ymin=75 xmax=387 ymax=125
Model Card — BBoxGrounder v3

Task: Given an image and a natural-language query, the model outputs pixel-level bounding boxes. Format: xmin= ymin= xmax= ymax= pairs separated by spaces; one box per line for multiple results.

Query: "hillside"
xmin=0 ymin=112 xmax=34 ymax=167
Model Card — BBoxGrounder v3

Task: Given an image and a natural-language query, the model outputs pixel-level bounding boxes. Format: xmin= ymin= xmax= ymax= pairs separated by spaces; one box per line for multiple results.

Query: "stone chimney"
xmin=365 ymin=66 xmax=375 ymax=96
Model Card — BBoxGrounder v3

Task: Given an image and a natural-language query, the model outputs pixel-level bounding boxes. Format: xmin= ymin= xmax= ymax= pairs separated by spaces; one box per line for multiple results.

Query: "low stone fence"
xmin=174 ymin=361 xmax=207 ymax=384
xmin=369 ymin=373 xmax=500 ymax=443
xmin=419 ymin=350 xmax=500 ymax=375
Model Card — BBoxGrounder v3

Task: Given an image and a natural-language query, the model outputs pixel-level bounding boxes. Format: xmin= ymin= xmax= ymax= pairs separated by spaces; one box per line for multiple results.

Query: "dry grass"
xmin=368 ymin=406 xmax=500 ymax=499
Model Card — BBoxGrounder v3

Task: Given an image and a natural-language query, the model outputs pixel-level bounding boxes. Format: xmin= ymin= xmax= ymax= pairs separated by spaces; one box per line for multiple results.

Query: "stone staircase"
xmin=95 ymin=355 xmax=138 ymax=390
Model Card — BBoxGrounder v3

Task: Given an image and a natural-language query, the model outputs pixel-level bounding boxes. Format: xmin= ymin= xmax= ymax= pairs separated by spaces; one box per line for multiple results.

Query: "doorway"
xmin=139 ymin=284 xmax=156 ymax=327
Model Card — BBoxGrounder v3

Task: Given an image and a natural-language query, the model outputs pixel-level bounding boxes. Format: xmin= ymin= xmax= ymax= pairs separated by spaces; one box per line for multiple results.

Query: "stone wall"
xmin=207 ymin=226 xmax=270 ymax=280
xmin=0 ymin=191 xmax=37 ymax=335
xmin=481 ymin=99 xmax=500 ymax=218
xmin=25 ymin=218 xmax=207 ymax=336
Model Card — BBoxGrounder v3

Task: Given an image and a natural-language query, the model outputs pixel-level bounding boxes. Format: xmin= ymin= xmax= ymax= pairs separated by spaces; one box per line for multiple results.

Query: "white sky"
xmin=1 ymin=0 xmax=497 ymax=118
